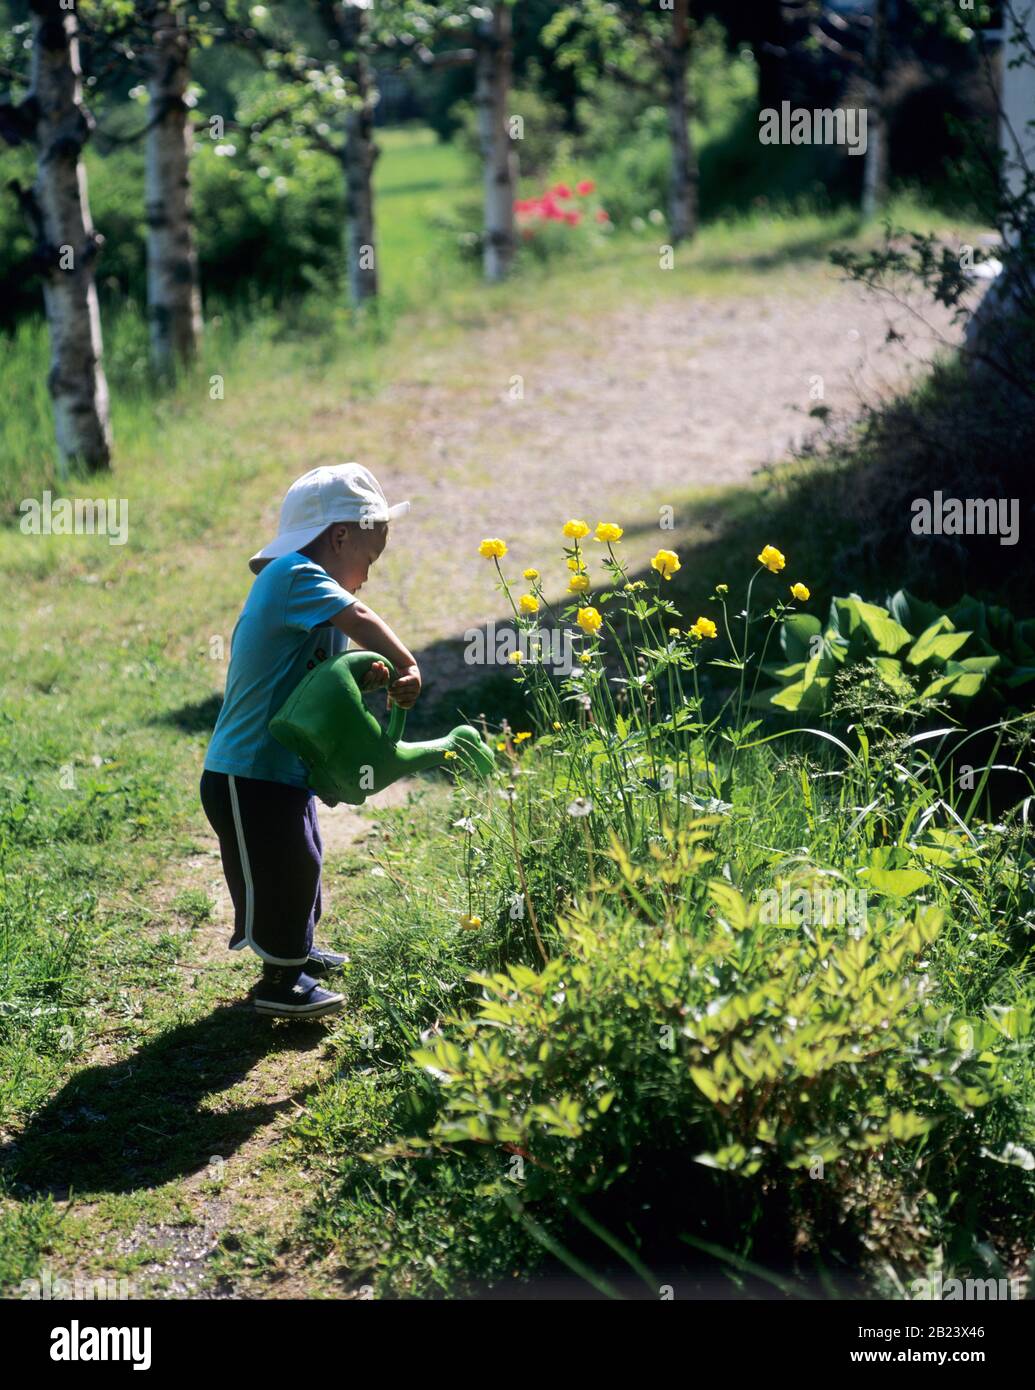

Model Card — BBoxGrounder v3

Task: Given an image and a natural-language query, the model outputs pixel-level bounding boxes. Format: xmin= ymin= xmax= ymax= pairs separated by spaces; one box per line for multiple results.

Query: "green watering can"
xmin=269 ymin=649 xmax=496 ymax=807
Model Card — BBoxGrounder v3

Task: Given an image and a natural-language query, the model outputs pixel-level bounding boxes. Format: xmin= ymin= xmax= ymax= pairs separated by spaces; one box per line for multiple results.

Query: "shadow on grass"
xmin=156 ymin=693 xmax=224 ymax=735
xmin=0 ymin=1004 xmax=332 ymax=1198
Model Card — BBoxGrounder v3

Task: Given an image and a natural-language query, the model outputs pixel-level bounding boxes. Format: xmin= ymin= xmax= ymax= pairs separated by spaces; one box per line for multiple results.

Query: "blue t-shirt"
xmin=204 ymin=552 xmax=356 ymax=788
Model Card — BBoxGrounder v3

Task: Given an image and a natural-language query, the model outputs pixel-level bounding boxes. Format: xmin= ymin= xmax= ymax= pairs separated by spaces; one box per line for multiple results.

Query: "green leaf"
xmin=858 ymin=862 xmax=932 ymax=896
xmin=833 ymin=597 xmax=912 ymax=655
xmin=781 ymin=613 xmax=822 ymax=662
xmin=906 ymin=618 xmax=971 ymax=667
xmin=869 ymin=656 xmax=913 ymax=697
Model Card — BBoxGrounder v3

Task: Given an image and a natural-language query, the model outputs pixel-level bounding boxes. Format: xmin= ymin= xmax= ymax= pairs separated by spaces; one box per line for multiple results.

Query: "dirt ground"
xmin=368 ymin=267 xmax=959 ymax=696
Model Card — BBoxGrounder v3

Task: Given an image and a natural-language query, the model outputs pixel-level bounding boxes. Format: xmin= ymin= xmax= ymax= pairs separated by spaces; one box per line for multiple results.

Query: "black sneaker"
xmin=305 ymin=946 xmax=350 ymax=977
xmin=254 ymin=967 xmax=344 ymax=1019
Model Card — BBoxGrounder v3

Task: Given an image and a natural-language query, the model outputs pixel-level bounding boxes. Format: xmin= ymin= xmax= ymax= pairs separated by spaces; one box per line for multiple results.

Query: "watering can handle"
xmin=347 ymin=650 xmax=407 ymax=743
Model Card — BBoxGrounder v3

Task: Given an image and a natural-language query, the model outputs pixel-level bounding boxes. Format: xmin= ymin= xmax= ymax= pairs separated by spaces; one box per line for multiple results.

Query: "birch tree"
xmin=0 ymin=0 xmax=112 ymax=471
xmin=474 ymin=2 xmax=516 ymax=281
xmin=142 ymin=1 xmax=203 ymax=370
xmin=546 ymin=0 xmax=699 ymax=243
xmin=380 ymin=0 xmax=517 ymax=279
xmin=217 ymin=1 xmax=381 ymax=304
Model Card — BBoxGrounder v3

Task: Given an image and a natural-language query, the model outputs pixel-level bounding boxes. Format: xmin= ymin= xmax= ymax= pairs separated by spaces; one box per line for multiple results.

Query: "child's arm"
xmin=331 ymin=603 xmax=422 ymax=708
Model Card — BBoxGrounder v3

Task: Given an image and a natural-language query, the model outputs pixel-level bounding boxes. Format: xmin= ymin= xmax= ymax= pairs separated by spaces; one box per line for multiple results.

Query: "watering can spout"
xmin=269 ymin=650 xmax=496 ymax=806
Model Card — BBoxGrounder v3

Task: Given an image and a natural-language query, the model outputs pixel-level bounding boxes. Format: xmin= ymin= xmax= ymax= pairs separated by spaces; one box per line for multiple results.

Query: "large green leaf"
xmin=833 ymin=597 xmax=912 ymax=655
xmin=921 ymin=663 xmax=989 ymax=701
xmin=887 ymin=588 xmax=943 ymax=634
xmin=780 ymin=613 xmax=822 ymax=663
xmin=769 ymin=654 xmax=831 ymax=713
xmin=869 ymin=656 xmax=913 ymax=697
xmin=859 ymin=863 xmax=932 ymax=895
xmin=906 ymin=618 xmax=971 ymax=668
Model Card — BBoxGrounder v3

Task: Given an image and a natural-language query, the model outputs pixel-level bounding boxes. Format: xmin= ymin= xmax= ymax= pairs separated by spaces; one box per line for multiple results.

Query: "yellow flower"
xmin=514 ymin=731 xmax=532 ymax=743
xmin=578 ymin=652 xmax=593 ymax=664
xmin=715 ymin=583 xmax=729 ymax=597
xmin=668 ymin=626 xmax=680 ymax=637
xmin=443 ymin=749 xmax=457 ymax=760
xmin=508 ymin=650 xmax=524 ymax=664
xmin=690 ymin=616 xmax=718 ymax=640
xmin=522 ymin=567 xmax=539 ymax=581
xmin=568 ymin=573 xmax=590 ymax=594
xmin=624 ymin=580 xmax=646 ymax=592
xmin=576 ymin=606 xmax=602 ymax=635
xmin=552 ymin=720 xmax=562 ymax=730
xmin=459 ymin=914 xmax=482 ymax=930
xmin=757 ymin=544 xmax=786 ymax=573
xmin=594 ymin=522 xmax=624 ymax=543
xmin=518 ymin=593 xmax=539 ymax=614
xmin=566 ymin=556 xmax=586 ymax=572
xmin=479 ymin=537 xmax=508 ymax=559
xmin=790 ymin=582 xmax=810 ymax=601
xmin=563 ymin=519 xmax=590 ymax=540
xmin=496 ymin=741 xmax=507 ymax=750
xmin=651 ymin=549 xmax=681 ymax=581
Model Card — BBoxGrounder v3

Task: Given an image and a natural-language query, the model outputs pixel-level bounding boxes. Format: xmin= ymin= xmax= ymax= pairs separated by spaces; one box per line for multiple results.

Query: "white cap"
xmin=249 ymin=463 xmax=410 ymax=574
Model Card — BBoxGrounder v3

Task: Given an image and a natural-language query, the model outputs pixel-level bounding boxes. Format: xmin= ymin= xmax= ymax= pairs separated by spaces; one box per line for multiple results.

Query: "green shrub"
xmin=759 ymin=590 xmax=1035 ymax=719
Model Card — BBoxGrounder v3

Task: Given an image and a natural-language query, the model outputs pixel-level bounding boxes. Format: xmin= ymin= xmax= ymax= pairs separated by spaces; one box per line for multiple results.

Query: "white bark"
xmin=29 ymin=0 xmax=111 ymax=471
xmin=475 ymin=3 xmax=516 ymax=283
xmin=145 ymin=2 xmax=203 ymax=372
xmin=665 ymin=0 xmax=697 ymax=244
xmin=340 ymin=1 xmax=378 ymax=303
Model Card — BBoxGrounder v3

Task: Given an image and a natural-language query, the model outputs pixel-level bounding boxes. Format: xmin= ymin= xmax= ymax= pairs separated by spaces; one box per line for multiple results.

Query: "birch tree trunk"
xmin=665 ymin=0 xmax=698 ymax=244
xmin=861 ymin=0 xmax=889 ymax=220
xmin=475 ymin=3 xmax=516 ymax=283
xmin=340 ymin=1 xmax=379 ymax=303
xmin=145 ymin=2 xmax=203 ymax=373
xmin=28 ymin=0 xmax=111 ymax=471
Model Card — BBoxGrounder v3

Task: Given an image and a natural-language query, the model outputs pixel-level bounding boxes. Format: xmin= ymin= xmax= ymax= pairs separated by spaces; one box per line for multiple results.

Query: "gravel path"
xmin=364 ymin=267 xmax=958 ymax=699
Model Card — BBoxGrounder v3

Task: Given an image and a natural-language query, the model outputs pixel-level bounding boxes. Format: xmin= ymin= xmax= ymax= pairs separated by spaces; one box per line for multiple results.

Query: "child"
xmin=201 ymin=463 xmax=421 ymax=1018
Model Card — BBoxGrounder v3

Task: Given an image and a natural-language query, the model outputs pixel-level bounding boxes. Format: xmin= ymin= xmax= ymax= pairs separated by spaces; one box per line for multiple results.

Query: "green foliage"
xmin=408 ymin=884 xmax=999 ymax=1189
xmin=759 ymin=590 xmax=1035 ymax=719
xmin=302 ymin=531 xmax=1035 ymax=1295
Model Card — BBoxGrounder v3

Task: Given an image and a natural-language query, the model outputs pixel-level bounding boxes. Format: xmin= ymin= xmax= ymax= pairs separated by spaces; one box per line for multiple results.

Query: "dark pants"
xmin=200 ymin=770 xmax=323 ymax=967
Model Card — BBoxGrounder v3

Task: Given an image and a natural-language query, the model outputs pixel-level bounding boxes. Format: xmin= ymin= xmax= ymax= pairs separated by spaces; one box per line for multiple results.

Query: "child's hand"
xmin=387 ymin=663 xmax=422 ymax=709
xmin=360 ymin=660 xmax=391 ymax=692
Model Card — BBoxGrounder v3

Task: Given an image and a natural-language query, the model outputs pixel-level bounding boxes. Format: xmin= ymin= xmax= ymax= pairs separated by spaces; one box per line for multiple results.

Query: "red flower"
xmin=595 ymin=208 xmax=610 ymax=223
xmin=577 ymin=179 xmax=596 ymax=196
xmin=552 ymin=182 xmax=572 ymax=199
xmin=564 ymin=209 xmax=582 ymax=226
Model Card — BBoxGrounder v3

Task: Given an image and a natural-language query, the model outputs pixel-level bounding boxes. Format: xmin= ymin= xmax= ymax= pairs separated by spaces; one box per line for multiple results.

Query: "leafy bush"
xmin=759 ymin=590 xmax=1035 ymax=719
xmin=305 ymin=524 xmax=1035 ymax=1296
